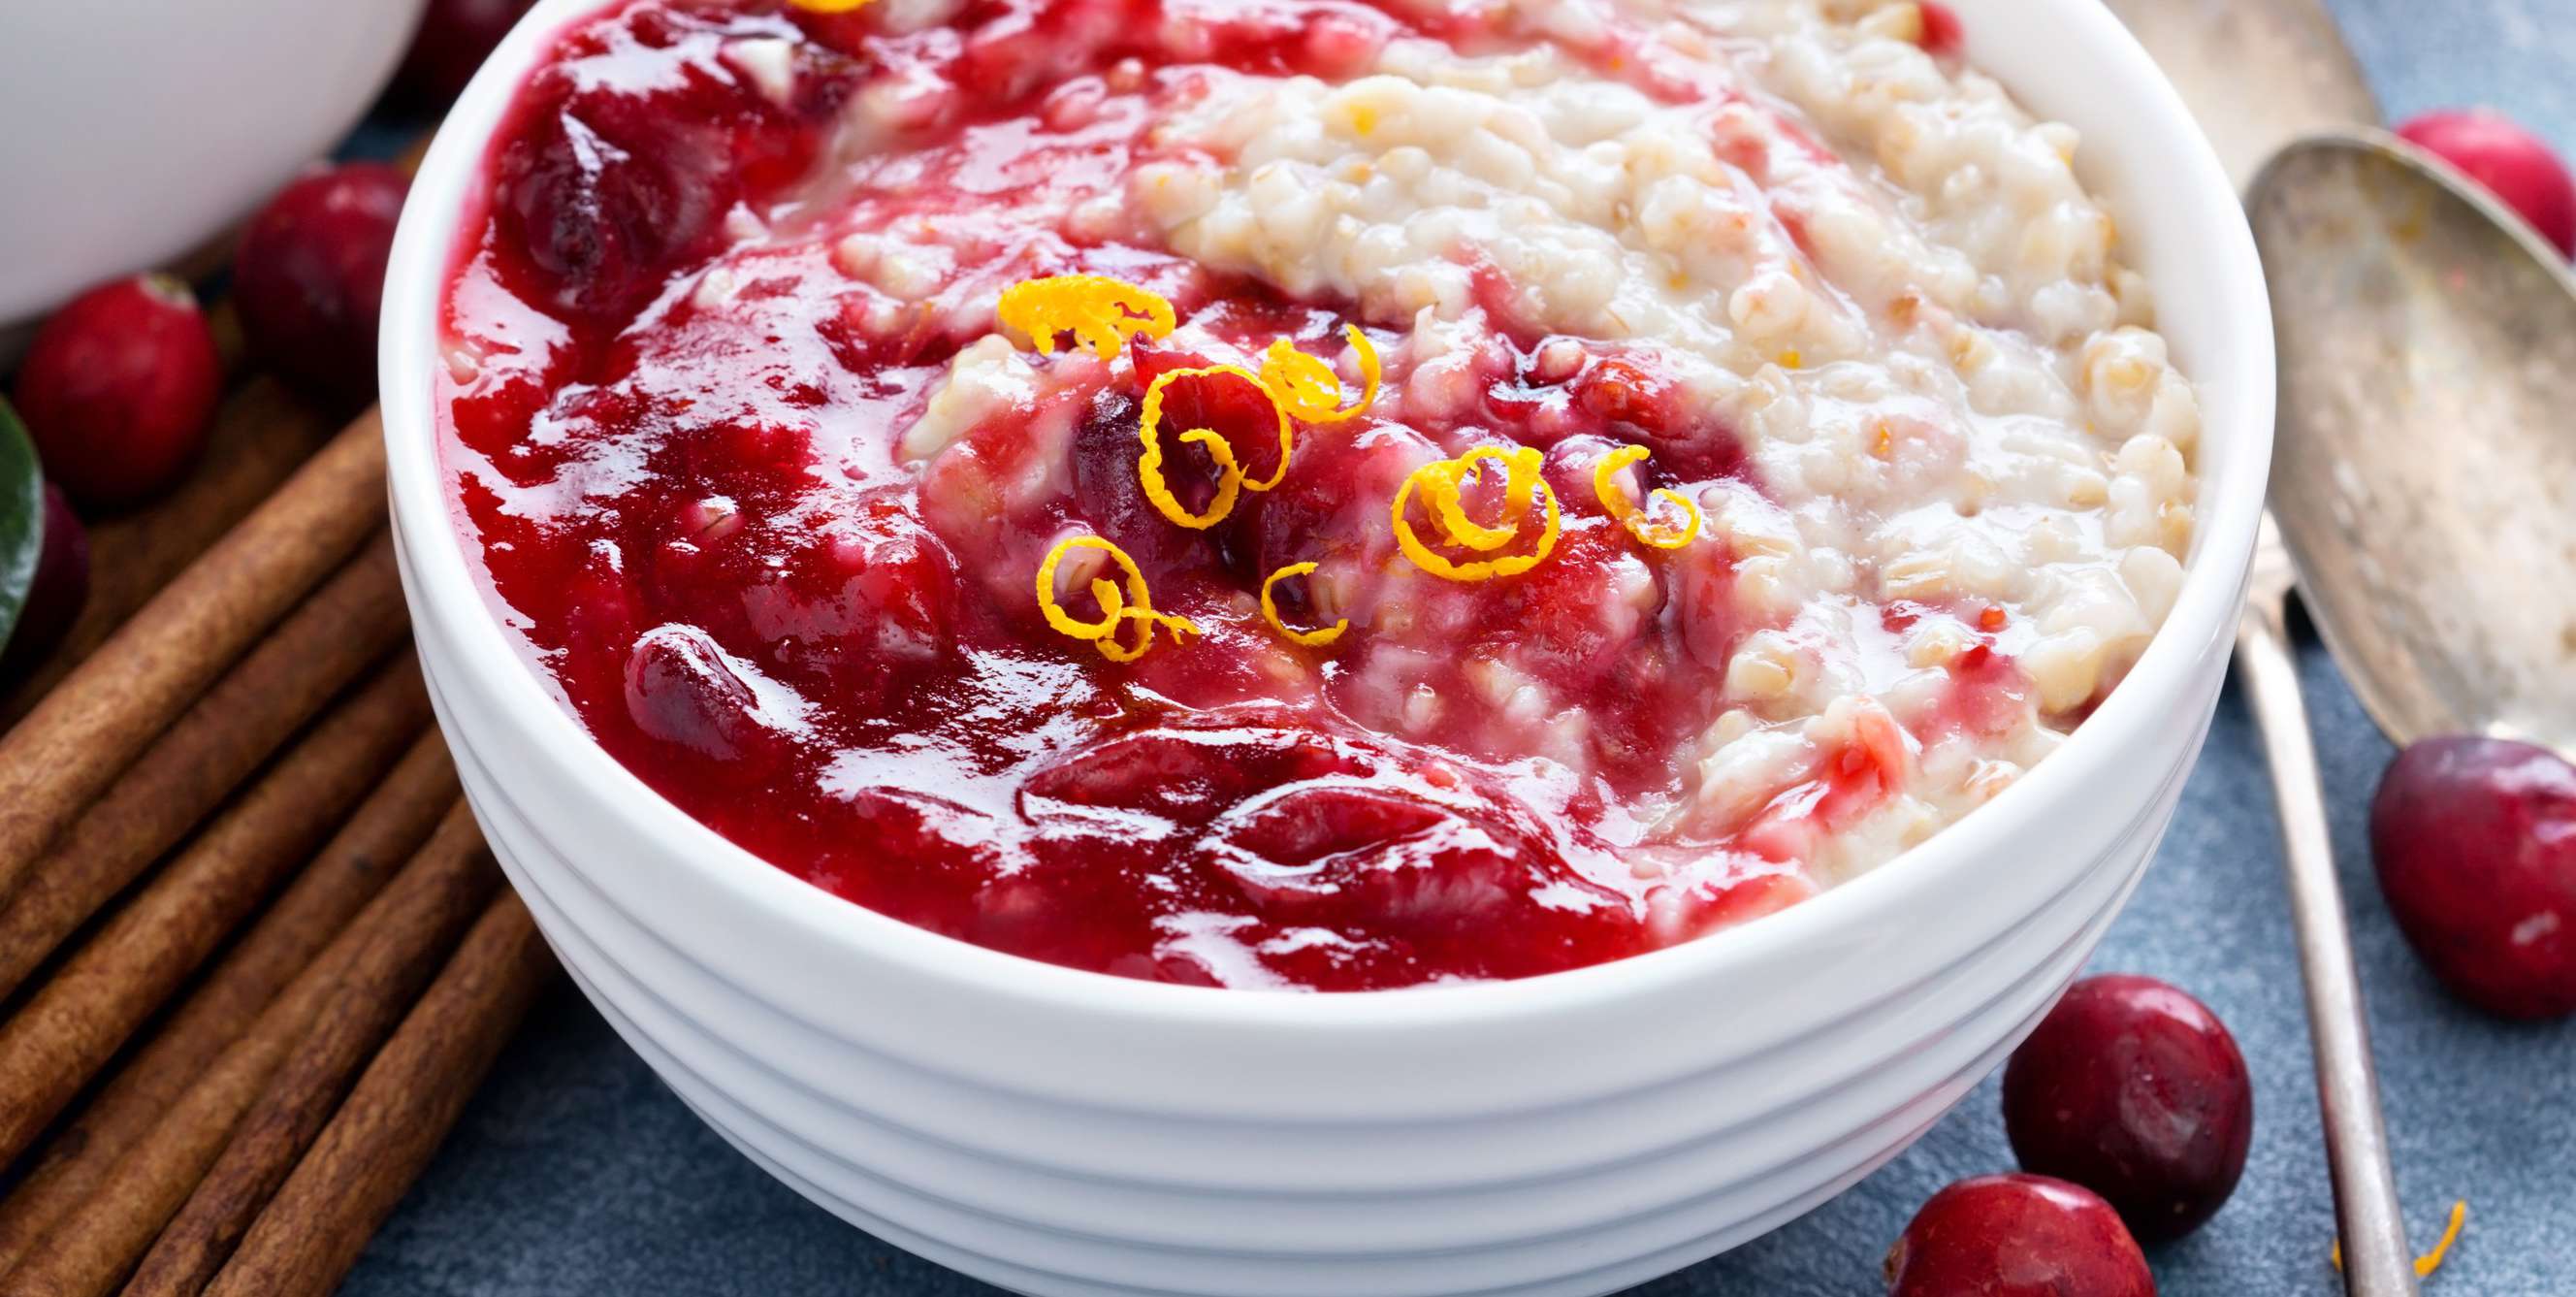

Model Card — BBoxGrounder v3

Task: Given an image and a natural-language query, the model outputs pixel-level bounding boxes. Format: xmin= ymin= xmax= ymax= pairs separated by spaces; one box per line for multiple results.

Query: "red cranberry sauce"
xmin=441 ymin=0 xmax=2013 ymax=989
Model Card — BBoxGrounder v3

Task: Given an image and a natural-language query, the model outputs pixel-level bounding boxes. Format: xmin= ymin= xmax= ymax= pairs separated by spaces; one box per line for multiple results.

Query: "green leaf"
xmin=0 ymin=397 xmax=46 ymax=662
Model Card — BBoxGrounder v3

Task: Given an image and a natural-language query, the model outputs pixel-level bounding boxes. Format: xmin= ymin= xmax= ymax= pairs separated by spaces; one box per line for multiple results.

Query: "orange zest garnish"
xmin=786 ymin=0 xmax=873 ymax=12
xmin=1259 ymin=326 xmax=1381 ymax=425
xmin=1259 ymin=562 xmax=1348 ymax=647
xmin=1425 ymin=446 xmax=1537 ymax=552
xmin=1392 ymin=447 xmax=1561 ymax=582
xmin=1035 ymin=535 xmax=1198 ymax=663
xmin=2331 ymin=1200 xmax=2466 ymax=1281
xmin=1592 ymin=444 xmax=1701 ymax=550
xmin=997 ymin=274 xmax=1176 ymax=361
xmin=1137 ymin=365 xmax=1291 ymax=529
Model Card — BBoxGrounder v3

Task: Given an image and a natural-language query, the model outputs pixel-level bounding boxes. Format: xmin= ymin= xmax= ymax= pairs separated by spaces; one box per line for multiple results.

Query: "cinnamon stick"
xmin=0 ymin=379 xmax=338 ymax=726
xmin=0 ymin=735 xmax=457 ymax=1271
xmin=0 ymin=535 xmax=409 ymax=997
xmin=0 ymin=661 xmax=431 ymax=1167
xmin=0 ymin=802 xmax=497 ymax=1297
xmin=125 ymin=816 xmax=519 ymax=1295
xmin=205 ymin=893 xmax=552 ymax=1297
xmin=0 ymin=411 xmax=387 ymax=905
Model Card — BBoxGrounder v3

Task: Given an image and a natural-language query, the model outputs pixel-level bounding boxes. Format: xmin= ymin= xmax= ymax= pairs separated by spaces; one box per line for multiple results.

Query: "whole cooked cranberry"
xmin=2001 ymin=974 xmax=2253 ymax=1241
xmin=1885 ymin=1174 xmax=2155 ymax=1297
xmin=2371 ymin=735 xmax=2576 ymax=1019
xmin=2 ymin=483 xmax=91 ymax=676
xmin=495 ymin=97 xmax=724 ymax=323
xmin=395 ymin=0 xmax=536 ymax=104
xmin=10 ymin=275 xmax=221 ymax=505
xmin=235 ymin=163 xmax=410 ymax=408
xmin=2396 ymin=110 xmax=2576 ymax=257
xmin=624 ymin=623 xmax=783 ymax=762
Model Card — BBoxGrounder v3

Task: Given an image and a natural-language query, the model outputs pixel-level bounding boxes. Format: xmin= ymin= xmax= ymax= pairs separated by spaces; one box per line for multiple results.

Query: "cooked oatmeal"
xmin=442 ymin=0 xmax=2200 ymax=989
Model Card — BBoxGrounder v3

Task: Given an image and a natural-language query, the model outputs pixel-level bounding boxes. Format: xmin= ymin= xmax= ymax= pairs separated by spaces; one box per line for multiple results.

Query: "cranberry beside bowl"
xmin=382 ymin=1 xmax=2270 ymax=1293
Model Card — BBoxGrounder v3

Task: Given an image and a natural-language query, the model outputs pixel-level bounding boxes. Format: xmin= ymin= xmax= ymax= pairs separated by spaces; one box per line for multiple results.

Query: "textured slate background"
xmin=341 ymin=1 xmax=2576 ymax=1291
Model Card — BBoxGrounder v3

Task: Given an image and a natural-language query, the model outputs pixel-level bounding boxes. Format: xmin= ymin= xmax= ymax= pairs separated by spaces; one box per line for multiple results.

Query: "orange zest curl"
xmin=2415 ymin=1200 xmax=2468 ymax=1279
xmin=788 ymin=0 xmax=873 ymax=10
xmin=2331 ymin=1200 xmax=2465 ymax=1281
xmin=1259 ymin=326 xmax=1381 ymax=425
xmin=1137 ymin=365 xmax=1293 ymax=529
xmin=997 ymin=275 xmax=1176 ymax=361
xmin=1425 ymin=446 xmax=1538 ymax=552
xmin=1592 ymin=444 xmax=1701 ymax=550
xmin=1034 ymin=535 xmax=1198 ymax=664
xmin=1392 ymin=447 xmax=1562 ymax=582
xmin=1259 ymin=563 xmax=1348 ymax=647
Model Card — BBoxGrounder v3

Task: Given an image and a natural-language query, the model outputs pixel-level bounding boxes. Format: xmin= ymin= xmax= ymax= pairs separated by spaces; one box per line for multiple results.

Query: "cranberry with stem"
xmin=10 ymin=276 xmax=222 ymax=507
xmin=234 ymin=163 xmax=411 ymax=409
xmin=2371 ymin=735 xmax=2576 ymax=1019
xmin=1885 ymin=1174 xmax=2155 ymax=1296
xmin=2 ymin=484 xmax=91 ymax=679
xmin=2396 ymin=109 xmax=2576 ymax=257
xmin=2002 ymin=974 xmax=2253 ymax=1242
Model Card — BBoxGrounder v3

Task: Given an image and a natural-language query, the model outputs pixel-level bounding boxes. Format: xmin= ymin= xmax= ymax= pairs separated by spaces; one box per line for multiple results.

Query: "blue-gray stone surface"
xmin=342 ymin=1 xmax=2576 ymax=1290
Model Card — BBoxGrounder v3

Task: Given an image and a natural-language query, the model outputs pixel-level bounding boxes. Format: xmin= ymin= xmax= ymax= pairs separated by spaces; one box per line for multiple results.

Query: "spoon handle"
xmin=2236 ymin=587 xmax=2418 ymax=1297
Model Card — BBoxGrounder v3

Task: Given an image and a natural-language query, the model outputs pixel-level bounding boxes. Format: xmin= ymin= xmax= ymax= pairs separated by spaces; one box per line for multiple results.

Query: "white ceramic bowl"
xmin=383 ymin=3 xmax=2271 ymax=1292
xmin=0 ymin=0 xmax=426 ymax=341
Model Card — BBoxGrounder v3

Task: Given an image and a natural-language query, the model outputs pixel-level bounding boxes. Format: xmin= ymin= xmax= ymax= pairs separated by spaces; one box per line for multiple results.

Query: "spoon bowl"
xmin=2250 ymin=133 xmax=2576 ymax=753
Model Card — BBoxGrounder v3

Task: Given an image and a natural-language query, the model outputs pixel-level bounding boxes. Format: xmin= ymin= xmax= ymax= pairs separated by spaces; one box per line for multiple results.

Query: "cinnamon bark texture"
xmin=205 ymin=894 xmax=553 ymax=1297
xmin=0 ymin=734 xmax=458 ymax=1270
xmin=0 ymin=413 xmax=387 ymax=904
xmin=125 ymin=813 xmax=514 ymax=1296
xmin=0 ymin=802 xmax=497 ymax=1297
xmin=0 ymin=663 xmax=432 ymax=1169
xmin=0 ymin=533 xmax=408 ymax=997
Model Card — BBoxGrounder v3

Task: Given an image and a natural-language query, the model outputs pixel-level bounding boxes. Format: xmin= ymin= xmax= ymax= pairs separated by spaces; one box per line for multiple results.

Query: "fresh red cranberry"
xmin=396 ymin=0 xmax=536 ymax=104
xmin=2 ymin=483 xmax=91 ymax=676
xmin=1885 ymin=1174 xmax=2155 ymax=1297
xmin=2371 ymin=736 xmax=2576 ymax=1019
xmin=2396 ymin=110 xmax=2576 ymax=257
xmin=235 ymin=163 xmax=411 ymax=408
xmin=2001 ymin=974 xmax=2253 ymax=1242
xmin=10 ymin=276 xmax=221 ymax=506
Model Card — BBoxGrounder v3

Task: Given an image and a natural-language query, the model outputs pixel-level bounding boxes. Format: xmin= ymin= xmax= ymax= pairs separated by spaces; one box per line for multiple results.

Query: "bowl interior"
xmin=379 ymin=0 xmax=2273 ymax=1024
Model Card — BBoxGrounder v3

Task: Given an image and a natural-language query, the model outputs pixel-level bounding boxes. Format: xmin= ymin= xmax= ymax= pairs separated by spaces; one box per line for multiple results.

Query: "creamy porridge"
xmin=441 ymin=0 xmax=2201 ymax=989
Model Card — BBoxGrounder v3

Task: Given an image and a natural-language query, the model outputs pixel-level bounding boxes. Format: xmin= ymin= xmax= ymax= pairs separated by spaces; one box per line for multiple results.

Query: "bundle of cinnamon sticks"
xmin=0 ymin=391 xmax=557 ymax=1295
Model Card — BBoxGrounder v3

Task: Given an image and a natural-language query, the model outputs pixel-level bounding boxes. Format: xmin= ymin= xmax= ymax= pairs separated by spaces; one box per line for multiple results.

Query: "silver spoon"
xmin=2243 ymin=129 xmax=2576 ymax=1295
xmin=2098 ymin=3 xmax=2422 ymax=1293
xmin=2252 ymin=137 xmax=2576 ymax=758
